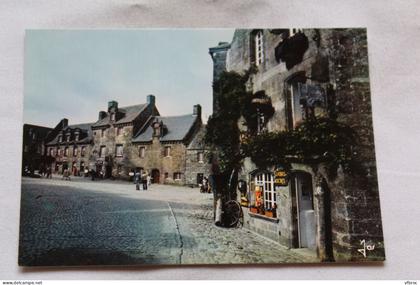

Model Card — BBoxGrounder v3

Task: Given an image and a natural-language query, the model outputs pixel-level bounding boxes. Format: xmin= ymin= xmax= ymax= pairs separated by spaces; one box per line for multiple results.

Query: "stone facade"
xmin=46 ymin=119 xmax=94 ymax=176
xmin=210 ymin=29 xmax=384 ymax=262
xmin=22 ymin=123 xmax=53 ymax=174
xmin=185 ymin=126 xmax=209 ymax=186
xmin=43 ymin=95 xmax=208 ymax=185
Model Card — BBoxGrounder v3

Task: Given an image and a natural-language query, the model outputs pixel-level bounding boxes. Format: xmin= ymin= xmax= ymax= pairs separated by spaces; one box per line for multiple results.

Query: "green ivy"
xmin=205 ymin=70 xmax=360 ymax=178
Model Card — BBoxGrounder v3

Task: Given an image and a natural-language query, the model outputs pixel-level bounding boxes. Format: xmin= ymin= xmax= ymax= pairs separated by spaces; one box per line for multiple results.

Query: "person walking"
xmin=46 ymin=167 xmax=52 ymax=179
xmin=135 ymin=171 xmax=141 ymax=191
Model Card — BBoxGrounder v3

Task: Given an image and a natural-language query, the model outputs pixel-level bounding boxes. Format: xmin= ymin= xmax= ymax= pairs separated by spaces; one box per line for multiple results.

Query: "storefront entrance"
xmin=291 ymin=171 xmax=316 ymax=249
xmin=151 ymin=169 xmax=160 ymax=184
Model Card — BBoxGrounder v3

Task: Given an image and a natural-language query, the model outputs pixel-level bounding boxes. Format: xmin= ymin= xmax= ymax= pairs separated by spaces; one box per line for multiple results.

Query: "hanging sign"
xmin=274 ymin=168 xmax=289 ymax=186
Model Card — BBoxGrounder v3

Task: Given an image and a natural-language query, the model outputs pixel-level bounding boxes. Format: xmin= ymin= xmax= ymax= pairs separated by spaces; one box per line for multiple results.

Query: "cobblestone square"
xmin=19 ymin=176 xmax=318 ymax=266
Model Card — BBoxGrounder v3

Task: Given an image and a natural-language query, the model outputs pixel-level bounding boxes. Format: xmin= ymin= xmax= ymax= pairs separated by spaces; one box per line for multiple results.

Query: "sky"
xmin=24 ymin=29 xmax=235 ymax=127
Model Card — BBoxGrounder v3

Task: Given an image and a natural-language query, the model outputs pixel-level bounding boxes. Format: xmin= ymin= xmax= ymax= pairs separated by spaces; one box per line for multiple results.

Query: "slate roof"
xmin=187 ymin=125 xmax=207 ymax=150
xmin=46 ymin=122 xmax=94 ymax=145
xmin=92 ymin=104 xmax=148 ymax=128
xmin=133 ymin=114 xmax=198 ymax=143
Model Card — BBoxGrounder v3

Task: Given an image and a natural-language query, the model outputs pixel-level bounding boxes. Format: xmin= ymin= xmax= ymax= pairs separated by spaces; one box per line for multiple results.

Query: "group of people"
xmin=134 ymin=171 xmax=151 ymax=191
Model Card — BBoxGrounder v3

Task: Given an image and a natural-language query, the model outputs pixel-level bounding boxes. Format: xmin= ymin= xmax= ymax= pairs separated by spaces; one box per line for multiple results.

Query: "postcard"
xmin=20 ymin=28 xmax=385 ymax=266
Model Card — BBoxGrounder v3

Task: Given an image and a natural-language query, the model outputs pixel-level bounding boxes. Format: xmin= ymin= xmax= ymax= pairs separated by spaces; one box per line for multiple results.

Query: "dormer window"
xmin=75 ymin=132 xmax=80 ymax=141
xmin=66 ymin=134 xmax=71 ymax=142
xmin=110 ymin=113 xmax=115 ymax=121
xmin=58 ymin=135 xmax=62 ymax=143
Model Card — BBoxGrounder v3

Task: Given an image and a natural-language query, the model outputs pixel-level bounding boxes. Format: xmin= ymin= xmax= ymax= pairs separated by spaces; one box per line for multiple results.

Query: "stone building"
xmin=43 ymin=95 xmax=208 ymax=185
xmin=130 ymin=104 xmax=207 ymax=186
xmin=45 ymin=119 xmax=94 ymax=175
xmin=209 ymin=29 xmax=384 ymax=262
xmin=90 ymin=95 xmax=159 ymax=179
xmin=22 ymin=123 xmax=53 ymax=174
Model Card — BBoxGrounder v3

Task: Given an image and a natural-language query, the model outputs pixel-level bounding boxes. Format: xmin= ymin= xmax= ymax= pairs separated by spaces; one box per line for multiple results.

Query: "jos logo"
xmin=357 ymin=239 xmax=375 ymax=258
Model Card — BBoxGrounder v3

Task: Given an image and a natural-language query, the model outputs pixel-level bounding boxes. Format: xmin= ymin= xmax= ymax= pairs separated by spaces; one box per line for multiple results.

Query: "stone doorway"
xmin=151 ymin=169 xmax=160 ymax=184
xmin=291 ymin=171 xmax=316 ymax=250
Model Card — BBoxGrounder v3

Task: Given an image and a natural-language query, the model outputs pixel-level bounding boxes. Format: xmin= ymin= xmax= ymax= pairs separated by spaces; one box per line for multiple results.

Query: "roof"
xmin=133 ymin=114 xmax=198 ymax=143
xmin=92 ymin=103 xmax=148 ymax=128
xmin=187 ymin=125 xmax=207 ymax=150
xmin=46 ymin=122 xmax=94 ymax=145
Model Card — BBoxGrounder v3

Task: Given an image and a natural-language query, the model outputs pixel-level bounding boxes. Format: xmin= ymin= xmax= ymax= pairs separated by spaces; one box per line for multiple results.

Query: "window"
xmin=64 ymin=147 xmax=69 ymax=157
xmin=58 ymin=135 xmax=62 ymax=143
xmin=75 ymin=133 xmax=79 ymax=141
xmin=164 ymin=172 xmax=169 ymax=179
xmin=164 ymin=146 xmax=171 ymax=157
xmin=81 ymin=146 xmax=86 ymax=157
xmin=115 ymin=144 xmax=123 ymax=157
xmin=110 ymin=113 xmax=115 ymax=121
xmin=117 ymin=126 xmax=123 ymax=136
xmin=197 ymin=152 xmax=204 ymax=163
xmin=49 ymin=148 xmax=54 ymax=157
xmin=255 ymin=172 xmax=276 ymax=209
xmin=66 ymin=134 xmax=71 ymax=142
xmin=139 ymin=146 xmax=145 ymax=158
xmin=73 ymin=147 xmax=78 ymax=156
xmin=99 ymin=146 xmax=106 ymax=158
xmin=101 ymin=129 xmax=105 ymax=137
xmin=173 ymin=172 xmax=182 ymax=180
xmin=255 ymin=30 xmax=264 ymax=66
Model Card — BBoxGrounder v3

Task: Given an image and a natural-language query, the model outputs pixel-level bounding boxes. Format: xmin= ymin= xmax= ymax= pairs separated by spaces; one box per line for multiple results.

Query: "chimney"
xmin=147 ymin=94 xmax=155 ymax=106
xmin=193 ymin=104 xmax=202 ymax=118
xmin=108 ymin=100 xmax=118 ymax=112
xmin=61 ymin=118 xmax=68 ymax=128
xmin=98 ymin=111 xmax=107 ymax=120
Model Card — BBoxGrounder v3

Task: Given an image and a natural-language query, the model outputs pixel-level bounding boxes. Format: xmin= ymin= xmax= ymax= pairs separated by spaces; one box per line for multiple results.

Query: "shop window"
xmin=164 ymin=146 xmax=171 ymax=157
xmin=254 ymin=172 xmax=276 ymax=209
xmin=139 ymin=146 xmax=145 ymax=158
xmin=197 ymin=152 xmax=204 ymax=163
xmin=115 ymin=144 xmax=123 ymax=157
xmin=173 ymin=172 xmax=182 ymax=180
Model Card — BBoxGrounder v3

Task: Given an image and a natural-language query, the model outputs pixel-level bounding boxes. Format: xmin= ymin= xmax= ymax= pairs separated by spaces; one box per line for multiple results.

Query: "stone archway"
xmin=151 ymin=169 xmax=160 ymax=184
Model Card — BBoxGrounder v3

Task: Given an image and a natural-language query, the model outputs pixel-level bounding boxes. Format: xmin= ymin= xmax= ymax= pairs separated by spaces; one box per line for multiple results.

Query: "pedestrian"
xmin=46 ymin=167 xmax=52 ymax=179
xmin=147 ymin=174 xmax=151 ymax=188
xmin=90 ymin=169 xmax=95 ymax=181
xmin=135 ymin=171 xmax=141 ymax=191
xmin=142 ymin=172 xmax=148 ymax=191
xmin=62 ymin=168 xmax=71 ymax=181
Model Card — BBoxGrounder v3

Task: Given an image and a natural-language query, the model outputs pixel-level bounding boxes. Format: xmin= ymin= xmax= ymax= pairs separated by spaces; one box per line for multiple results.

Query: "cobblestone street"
xmin=19 ymin=177 xmax=318 ymax=266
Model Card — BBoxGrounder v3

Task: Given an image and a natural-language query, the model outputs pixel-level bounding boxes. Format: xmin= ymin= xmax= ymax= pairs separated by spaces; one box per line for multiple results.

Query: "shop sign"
xmin=274 ymin=168 xmax=289 ymax=186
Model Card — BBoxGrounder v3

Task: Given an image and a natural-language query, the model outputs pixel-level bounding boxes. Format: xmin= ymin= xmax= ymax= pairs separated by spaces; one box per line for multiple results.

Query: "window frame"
xmin=173 ymin=172 xmax=182 ymax=180
xmin=254 ymin=172 xmax=276 ymax=209
xmin=99 ymin=145 xmax=106 ymax=158
xmin=139 ymin=146 xmax=146 ymax=158
xmin=255 ymin=30 xmax=264 ymax=67
xmin=115 ymin=144 xmax=123 ymax=157
xmin=164 ymin=146 xmax=171 ymax=157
